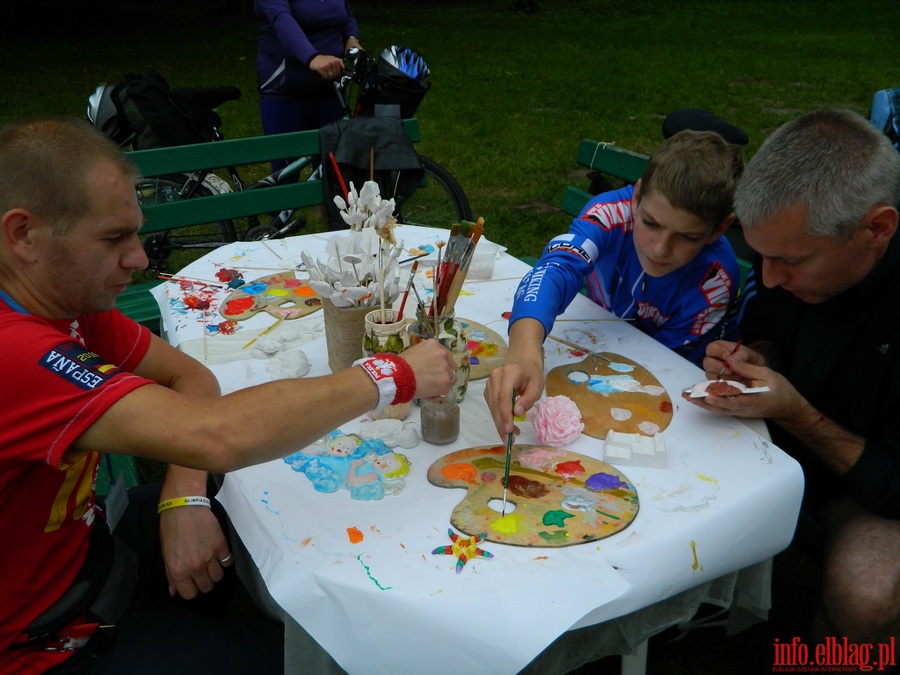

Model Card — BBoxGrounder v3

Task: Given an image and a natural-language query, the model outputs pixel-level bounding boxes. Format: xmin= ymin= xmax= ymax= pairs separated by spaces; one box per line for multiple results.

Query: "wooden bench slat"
xmin=138 ymin=181 xmax=324 ymax=234
xmin=129 ymin=119 xmax=421 ymax=177
xmin=575 ymin=140 xmax=649 ymax=184
xmin=560 ymin=186 xmax=594 ymax=218
xmin=560 ymin=140 xmax=650 ymax=218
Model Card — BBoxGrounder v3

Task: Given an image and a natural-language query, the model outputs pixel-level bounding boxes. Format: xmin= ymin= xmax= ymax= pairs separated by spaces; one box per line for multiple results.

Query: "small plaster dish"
xmin=684 ymin=379 xmax=770 ymax=398
xmin=604 ymin=430 xmax=667 ymax=469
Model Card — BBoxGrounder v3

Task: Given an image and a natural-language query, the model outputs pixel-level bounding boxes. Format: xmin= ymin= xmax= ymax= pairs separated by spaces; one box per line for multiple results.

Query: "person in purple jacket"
xmin=485 ymin=130 xmax=744 ymax=439
xmin=255 ymin=0 xmax=362 ymax=169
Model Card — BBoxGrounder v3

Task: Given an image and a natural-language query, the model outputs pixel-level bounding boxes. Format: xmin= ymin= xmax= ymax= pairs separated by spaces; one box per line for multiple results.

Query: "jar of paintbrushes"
xmin=406 ymin=307 xmax=471 ymax=404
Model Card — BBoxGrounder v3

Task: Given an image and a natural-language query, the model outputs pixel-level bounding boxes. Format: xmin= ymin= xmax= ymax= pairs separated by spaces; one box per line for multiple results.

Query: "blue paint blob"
xmin=586 ymin=472 xmax=626 ymax=491
xmin=608 ymin=362 xmax=635 ymax=373
xmin=566 ymin=373 xmax=639 ymax=395
xmin=242 ymin=283 xmax=268 ymax=295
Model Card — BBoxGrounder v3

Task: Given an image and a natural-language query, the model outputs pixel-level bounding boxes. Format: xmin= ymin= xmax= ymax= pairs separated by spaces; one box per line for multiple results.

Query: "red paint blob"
xmin=216 ymin=268 xmax=241 ymax=282
xmin=183 ymin=295 xmax=210 ymax=310
xmin=659 ymin=400 xmax=673 ymax=413
xmin=554 ymin=460 xmax=585 ymax=478
xmin=217 ymin=320 xmax=238 ymax=335
xmin=223 ymin=297 xmax=255 ymax=316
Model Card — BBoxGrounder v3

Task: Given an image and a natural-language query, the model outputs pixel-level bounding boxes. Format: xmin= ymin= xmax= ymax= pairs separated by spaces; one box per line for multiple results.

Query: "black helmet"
xmin=378 ymin=45 xmax=430 ymax=86
xmin=86 ymin=83 xmax=133 ymax=147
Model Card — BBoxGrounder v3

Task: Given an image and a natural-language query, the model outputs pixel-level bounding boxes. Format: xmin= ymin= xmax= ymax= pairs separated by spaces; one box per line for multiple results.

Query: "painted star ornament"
xmin=432 ymin=529 xmax=494 ymax=573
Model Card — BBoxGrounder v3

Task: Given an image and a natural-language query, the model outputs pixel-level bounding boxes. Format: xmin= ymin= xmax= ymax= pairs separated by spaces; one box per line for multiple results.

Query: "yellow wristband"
xmin=157 ymin=496 xmax=211 ymax=514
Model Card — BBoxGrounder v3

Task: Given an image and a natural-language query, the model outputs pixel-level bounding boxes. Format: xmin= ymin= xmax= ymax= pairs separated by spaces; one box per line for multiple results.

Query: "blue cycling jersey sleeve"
xmin=509 ymin=185 xmax=741 ymax=367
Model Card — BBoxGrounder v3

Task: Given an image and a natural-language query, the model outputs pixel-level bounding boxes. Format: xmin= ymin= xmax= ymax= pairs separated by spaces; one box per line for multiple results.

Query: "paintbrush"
xmin=242 ymin=315 xmax=285 ymax=350
xmin=397 ymin=260 xmax=419 ymax=321
xmin=327 ymin=151 xmax=348 ymax=199
xmin=716 ymin=339 xmax=743 ymax=379
xmin=548 ymin=334 xmax=614 ymax=364
xmin=398 ymin=252 xmax=428 ymax=265
xmin=501 ymin=390 xmax=516 ymax=517
xmin=158 ymin=273 xmax=224 ymax=289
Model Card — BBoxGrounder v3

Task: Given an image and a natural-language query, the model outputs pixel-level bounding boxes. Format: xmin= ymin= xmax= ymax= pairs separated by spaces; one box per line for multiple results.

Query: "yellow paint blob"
xmin=490 ymin=512 xmax=523 ymax=535
xmin=694 ymin=472 xmax=719 ymax=485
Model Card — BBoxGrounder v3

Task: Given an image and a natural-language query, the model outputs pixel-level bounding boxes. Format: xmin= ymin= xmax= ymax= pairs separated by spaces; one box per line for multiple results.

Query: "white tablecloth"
xmin=154 ymin=226 xmax=804 ymax=674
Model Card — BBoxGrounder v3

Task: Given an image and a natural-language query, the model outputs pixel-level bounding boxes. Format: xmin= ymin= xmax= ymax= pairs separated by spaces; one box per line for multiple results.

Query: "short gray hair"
xmin=735 ymin=109 xmax=900 ymax=240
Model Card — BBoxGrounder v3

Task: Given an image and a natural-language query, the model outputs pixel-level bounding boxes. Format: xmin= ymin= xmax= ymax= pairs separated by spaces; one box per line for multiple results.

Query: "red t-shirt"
xmin=0 ymin=297 xmax=153 ymax=673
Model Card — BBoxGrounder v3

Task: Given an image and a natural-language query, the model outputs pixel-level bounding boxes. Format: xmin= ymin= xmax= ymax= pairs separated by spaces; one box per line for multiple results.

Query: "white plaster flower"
xmin=306 ymin=180 xmax=403 ymax=307
xmin=531 ymin=395 xmax=585 ymax=446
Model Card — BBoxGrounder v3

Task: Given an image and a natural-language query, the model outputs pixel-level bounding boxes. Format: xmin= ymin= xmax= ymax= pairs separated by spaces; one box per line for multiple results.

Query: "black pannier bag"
xmin=320 ymin=116 xmax=425 ymax=230
xmin=88 ymin=69 xmax=240 ymax=150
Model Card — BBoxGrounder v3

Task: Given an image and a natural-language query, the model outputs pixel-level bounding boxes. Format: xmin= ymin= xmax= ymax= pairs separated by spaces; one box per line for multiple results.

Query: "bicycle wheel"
xmin=396 ymin=155 xmax=472 ymax=227
xmin=135 ymin=173 xmax=238 ymax=273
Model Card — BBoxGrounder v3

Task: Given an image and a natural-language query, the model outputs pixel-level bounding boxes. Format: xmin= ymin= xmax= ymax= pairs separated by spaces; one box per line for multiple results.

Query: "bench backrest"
xmin=560 ymin=140 xmax=647 ymax=217
xmin=128 ymin=119 xmax=421 ymax=233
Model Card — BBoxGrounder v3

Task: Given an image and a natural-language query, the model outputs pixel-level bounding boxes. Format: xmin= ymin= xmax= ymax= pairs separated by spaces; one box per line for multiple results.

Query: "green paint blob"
xmin=538 ymin=530 xmax=570 ymax=544
xmin=542 ymin=509 xmax=574 ymax=527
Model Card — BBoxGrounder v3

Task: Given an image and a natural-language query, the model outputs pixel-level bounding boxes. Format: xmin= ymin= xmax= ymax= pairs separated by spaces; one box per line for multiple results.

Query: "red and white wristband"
xmin=353 ymin=353 xmax=417 ymax=412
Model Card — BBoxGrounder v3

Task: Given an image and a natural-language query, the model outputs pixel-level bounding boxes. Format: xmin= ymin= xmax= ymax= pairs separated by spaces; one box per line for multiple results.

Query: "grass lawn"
xmin=4 ymin=0 xmax=899 ymax=259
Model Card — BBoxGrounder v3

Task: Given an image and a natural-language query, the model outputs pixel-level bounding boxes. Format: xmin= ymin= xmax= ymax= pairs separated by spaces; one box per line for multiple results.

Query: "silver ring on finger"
xmin=219 ymin=553 xmax=233 ymax=565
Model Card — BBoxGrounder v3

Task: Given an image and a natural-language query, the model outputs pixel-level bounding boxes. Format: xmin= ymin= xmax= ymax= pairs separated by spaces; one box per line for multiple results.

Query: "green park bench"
xmin=116 ymin=120 xmax=421 ymax=334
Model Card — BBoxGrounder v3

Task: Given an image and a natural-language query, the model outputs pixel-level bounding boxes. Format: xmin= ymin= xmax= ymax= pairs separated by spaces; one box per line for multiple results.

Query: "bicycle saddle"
xmin=170 ymin=86 xmax=241 ymax=111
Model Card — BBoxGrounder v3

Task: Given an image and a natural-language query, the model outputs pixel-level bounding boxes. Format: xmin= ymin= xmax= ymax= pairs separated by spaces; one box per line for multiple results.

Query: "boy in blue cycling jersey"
xmin=486 ymin=129 xmax=744 ymax=438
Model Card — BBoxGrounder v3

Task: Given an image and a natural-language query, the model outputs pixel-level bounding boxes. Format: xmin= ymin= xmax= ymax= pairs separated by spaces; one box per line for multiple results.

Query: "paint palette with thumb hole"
xmin=220 ymin=272 xmax=322 ymax=321
xmin=684 ymin=379 xmax=771 ymax=398
xmin=545 ymin=352 xmax=673 ymax=440
xmin=427 ymin=445 xmax=639 ymax=547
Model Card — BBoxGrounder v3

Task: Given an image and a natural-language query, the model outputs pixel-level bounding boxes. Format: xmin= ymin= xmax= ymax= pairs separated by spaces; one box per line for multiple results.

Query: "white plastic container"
xmin=466 ymin=240 xmax=505 ymax=280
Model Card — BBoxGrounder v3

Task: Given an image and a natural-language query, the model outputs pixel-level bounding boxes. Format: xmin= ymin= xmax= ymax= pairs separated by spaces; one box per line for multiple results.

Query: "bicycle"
xmin=87 ymin=46 xmax=471 ymax=273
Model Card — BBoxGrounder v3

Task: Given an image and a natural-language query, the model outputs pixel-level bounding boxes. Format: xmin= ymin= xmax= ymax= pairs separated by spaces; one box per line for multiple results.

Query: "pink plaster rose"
xmin=531 ymin=395 xmax=584 ymax=446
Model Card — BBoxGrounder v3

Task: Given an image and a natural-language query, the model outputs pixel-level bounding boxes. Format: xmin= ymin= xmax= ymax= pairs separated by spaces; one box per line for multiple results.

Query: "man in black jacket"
xmin=686 ymin=108 xmax=900 ymax=645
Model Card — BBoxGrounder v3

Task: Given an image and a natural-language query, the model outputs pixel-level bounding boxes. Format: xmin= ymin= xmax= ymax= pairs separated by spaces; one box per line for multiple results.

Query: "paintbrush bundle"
xmin=430 ymin=217 xmax=484 ymax=317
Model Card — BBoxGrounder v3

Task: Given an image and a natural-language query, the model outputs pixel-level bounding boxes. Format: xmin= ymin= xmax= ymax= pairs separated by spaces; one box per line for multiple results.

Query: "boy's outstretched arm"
xmin=484 ymin=318 xmax=546 ymax=440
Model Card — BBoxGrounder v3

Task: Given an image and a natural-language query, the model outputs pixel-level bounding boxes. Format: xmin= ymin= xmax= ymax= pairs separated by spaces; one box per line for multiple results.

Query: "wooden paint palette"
xmin=458 ymin=318 xmax=507 ymax=381
xmin=219 ymin=272 xmax=322 ymax=321
xmin=427 ymin=445 xmax=639 ymax=547
xmin=545 ymin=353 xmax=672 ymax=439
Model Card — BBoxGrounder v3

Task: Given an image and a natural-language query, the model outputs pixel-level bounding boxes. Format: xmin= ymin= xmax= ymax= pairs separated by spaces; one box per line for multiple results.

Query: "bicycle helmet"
xmin=87 ymin=83 xmax=133 ymax=147
xmin=379 ymin=46 xmax=430 ymax=86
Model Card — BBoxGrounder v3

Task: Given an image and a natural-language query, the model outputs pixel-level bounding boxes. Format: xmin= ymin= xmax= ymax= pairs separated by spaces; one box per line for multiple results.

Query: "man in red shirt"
xmin=0 ymin=117 xmax=455 ymax=673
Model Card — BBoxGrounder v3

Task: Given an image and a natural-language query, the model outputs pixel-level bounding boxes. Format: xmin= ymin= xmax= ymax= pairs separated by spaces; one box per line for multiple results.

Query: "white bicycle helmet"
xmin=86 ymin=83 xmax=133 ymax=147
